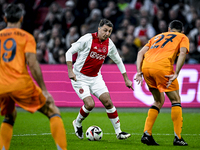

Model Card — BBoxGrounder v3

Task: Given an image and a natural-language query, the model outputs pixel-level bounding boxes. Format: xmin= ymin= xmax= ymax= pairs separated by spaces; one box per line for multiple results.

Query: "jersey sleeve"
xmin=144 ymin=39 xmax=151 ymax=48
xmin=108 ymin=39 xmax=126 ymax=73
xmin=24 ymin=33 xmax=36 ymax=54
xmin=180 ymin=36 xmax=190 ymax=53
xmin=66 ymin=34 xmax=91 ymax=61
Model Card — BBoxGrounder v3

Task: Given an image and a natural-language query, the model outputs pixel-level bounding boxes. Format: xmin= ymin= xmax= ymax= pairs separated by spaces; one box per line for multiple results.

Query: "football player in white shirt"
xmin=66 ymin=19 xmax=133 ymax=140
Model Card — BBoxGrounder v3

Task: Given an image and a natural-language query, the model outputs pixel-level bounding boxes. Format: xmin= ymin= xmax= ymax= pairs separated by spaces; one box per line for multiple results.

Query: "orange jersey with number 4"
xmin=0 ymin=28 xmax=36 ymax=94
xmin=142 ymin=32 xmax=189 ymax=71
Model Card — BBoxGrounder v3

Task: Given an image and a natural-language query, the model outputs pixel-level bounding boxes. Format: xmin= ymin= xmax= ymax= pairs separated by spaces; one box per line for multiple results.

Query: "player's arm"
xmin=165 ymin=47 xmax=188 ymax=88
xmin=66 ymin=48 xmax=77 ymax=81
xmin=134 ymin=46 xmax=149 ymax=86
xmin=25 ymin=52 xmax=47 ymax=91
xmin=108 ymin=43 xmax=133 ymax=90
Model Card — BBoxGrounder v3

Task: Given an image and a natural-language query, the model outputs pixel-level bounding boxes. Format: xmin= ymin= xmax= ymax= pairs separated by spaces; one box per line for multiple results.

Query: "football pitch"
xmin=0 ymin=107 xmax=199 ymax=150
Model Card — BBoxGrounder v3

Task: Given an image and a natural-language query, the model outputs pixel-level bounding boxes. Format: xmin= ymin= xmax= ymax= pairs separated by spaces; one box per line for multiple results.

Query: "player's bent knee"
xmin=39 ymin=97 xmax=60 ymax=117
xmin=4 ymin=112 xmax=16 ymax=126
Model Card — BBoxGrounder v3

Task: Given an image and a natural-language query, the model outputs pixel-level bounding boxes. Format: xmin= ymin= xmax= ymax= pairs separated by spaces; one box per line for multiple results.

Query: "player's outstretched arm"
xmin=26 ymin=52 xmax=47 ymax=91
xmin=122 ymin=73 xmax=134 ymax=90
xmin=134 ymin=46 xmax=149 ymax=86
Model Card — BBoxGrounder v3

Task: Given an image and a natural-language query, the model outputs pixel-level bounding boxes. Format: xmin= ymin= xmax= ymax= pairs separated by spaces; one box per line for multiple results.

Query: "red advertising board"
xmin=39 ymin=64 xmax=200 ymax=108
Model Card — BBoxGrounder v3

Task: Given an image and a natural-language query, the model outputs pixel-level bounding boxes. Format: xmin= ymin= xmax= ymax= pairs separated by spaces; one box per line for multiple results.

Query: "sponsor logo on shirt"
xmin=90 ymin=51 xmax=106 ymax=60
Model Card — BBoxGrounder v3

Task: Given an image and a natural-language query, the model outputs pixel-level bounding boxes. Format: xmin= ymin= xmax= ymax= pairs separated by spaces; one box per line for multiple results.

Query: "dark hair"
xmin=98 ymin=19 xmax=113 ymax=28
xmin=169 ymin=20 xmax=183 ymax=32
xmin=4 ymin=4 xmax=24 ymax=23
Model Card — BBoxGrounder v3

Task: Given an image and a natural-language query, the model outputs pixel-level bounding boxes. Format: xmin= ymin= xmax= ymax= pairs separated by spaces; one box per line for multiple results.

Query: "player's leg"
xmin=38 ymin=93 xmax=67 ymax=150
xmin=166 ymin=90 xmax=188 ymax=146
xmin=71 ymin=78 xmax=94 ymax=139
xmin=73 ymin=96 xmax=94 ymax=139
xmin=0 ymin=95 xmax=16 ymax=150
xmin=141 ymin=88 xmax=164 ymax=145
xmin=98 ymin=92 xmax=131 ymax=139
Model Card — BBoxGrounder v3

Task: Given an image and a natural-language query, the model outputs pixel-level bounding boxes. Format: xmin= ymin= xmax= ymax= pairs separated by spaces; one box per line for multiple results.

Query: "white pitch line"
xmin=13 ymin=133 xmax=200 ymax=137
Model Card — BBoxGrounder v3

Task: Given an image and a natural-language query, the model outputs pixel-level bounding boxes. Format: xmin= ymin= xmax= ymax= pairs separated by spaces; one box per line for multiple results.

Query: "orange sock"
xmin=50 ymin=115 xmax=67 ymax=150
xmin=144 ymin=106 xmax=159 ymax=135
xmin=171 ymin=104 xmax=182 ymax=139
xmin=0 ymin=123 xmax=13 ymax=150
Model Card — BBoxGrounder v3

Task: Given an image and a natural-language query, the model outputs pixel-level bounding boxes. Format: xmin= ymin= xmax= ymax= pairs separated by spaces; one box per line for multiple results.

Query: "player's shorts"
xmin=71 ymin=70 xmax=108 ymax=100
xmin=0 ymin=82 xmax=46 ymax=116
xmin=142 ymin=68 xmax=179 ymax=92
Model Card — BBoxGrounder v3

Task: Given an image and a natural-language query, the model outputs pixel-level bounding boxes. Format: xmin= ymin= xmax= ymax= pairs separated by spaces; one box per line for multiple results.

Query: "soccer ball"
xmin=86 ymin=126 xmax=103 ymax=141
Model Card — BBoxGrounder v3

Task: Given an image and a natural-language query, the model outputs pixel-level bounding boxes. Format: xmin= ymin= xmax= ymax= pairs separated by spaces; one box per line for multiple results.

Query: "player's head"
xmin=4 ymin=4 xmax=24 ymax=23
xmin=98 ymin=19 xmax=113 ymax=41
xmin=168 ymin=20 xmax=183 ymax=33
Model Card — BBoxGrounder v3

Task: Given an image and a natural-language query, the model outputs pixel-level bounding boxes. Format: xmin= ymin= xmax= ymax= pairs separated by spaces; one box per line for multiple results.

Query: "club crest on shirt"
xmin=79 ymin=88 xmax=84 ymax=94
xmin=102 ymin=46 xmax=106 ymax=53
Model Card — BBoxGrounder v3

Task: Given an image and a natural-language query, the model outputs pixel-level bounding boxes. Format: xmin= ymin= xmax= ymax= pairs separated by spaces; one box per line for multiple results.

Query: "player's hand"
xmin=134 ymin=72 xmax=143 ymax=86
xmin=165 ymin=73 xmax=178 ymax=88
xmin=68 ymin=71 xmax=77 ymax=81
xmin=125 ymin=79 xmax=134 ymax=91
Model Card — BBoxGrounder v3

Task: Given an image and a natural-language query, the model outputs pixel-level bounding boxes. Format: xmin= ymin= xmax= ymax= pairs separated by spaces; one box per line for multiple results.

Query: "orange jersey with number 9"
xmin=0 ymin=28 xmax=36 ymax=94
xmin=142 ymin=32 xmax=189 ymax=71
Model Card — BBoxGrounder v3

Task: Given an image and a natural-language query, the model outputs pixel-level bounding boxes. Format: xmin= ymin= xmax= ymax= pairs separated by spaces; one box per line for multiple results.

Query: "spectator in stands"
xmin=156 ymin=20 xmax=168 ymax=34
xmin=134 ymin=17 xmax=156 ymax=45
xmin=37 ymin=40 xmax=56 ymax=64
xmin=85 ymin=8 xmax=102 ymax=33
xmin=47 ymin=27 xmax=65 ymax=51
xmin=121 ymin=43 xmax=137 ymax=63
xmin=107 ymin=0 xmax=123 ymax=26
xmin=184 ymin=8 xmax=198 ymax=35
xmin=41 ymin=11 xmax=60 ymax=34
xmin=103 ymin=7 xmax=117 ymax=28
xmin=186 ymin=42 xmax=200 ymax=64
xmin=36 ymin=49 xmax=48 ymax=64
xmin=50 ymin=36 xmax=66 ymax=63
xmin=48 ymin=2 xmax=63 ymax=21
xmin=188 ymin=17 xmax=200 ymax=42
xmin=65 ymin=26 xmax=79 ymax=49
xmin=61 ymin=9 xmax=80 ymax=35
xmin=167 ymin=8 xmax=187 ymax=26
xmin=171 ymin=0 xmax=191 ymax=23
xmin=33 ymin=29 xmax=41 ymax=43
xmin=58 ymin=48 xmax=66 ymax=64
xmin=80 ymin=24 xmax=89 ymax=36
xmin=152 ymin=9 xmax=167 ymax=33
xmin=115 ymin=6 xmax=137 ymax=31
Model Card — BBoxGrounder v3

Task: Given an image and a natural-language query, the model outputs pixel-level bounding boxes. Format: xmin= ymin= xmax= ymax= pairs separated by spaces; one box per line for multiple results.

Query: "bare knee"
xmin=84 ymin=98 xmax=95 ymax=111
xmin=38 ymin=96 xmax=60 ymax=118
xmin=99 ymin=93 xmax=113 ymax=109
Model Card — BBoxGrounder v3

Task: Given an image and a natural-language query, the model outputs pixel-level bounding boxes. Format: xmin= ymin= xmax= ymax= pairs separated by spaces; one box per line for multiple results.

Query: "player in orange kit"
xmin=134 ymin=20 xmax=189 ymax=146
xmin=0 ymin=4 xmax=67 ymax=150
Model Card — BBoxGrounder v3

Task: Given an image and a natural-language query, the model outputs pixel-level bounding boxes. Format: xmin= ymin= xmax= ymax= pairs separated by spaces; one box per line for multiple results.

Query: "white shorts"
xmin=71 ymin=70 xmax=108 ymax=100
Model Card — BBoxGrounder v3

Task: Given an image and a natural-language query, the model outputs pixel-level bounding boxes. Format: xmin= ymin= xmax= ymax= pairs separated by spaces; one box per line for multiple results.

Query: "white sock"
xmin=75 ymin=105 xmax=90 ymax=127
xmin=106 ymin=106 xmax=122 ymax=135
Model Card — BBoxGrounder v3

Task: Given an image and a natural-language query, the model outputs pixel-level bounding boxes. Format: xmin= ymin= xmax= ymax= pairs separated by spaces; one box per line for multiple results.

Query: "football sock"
xmin=0 ymin=120 xmax=14 ymax=150
xmin=75 ymin=105 xmax=90 ymax=127
xmin=144 ymin=106 xmax=159 ymax=135
xmin=106 ymin=106 xmax=122 ymax=135
xmin=49 ymin=114 xmax=67 ymax=150
xmin=171 ymin=103 xmax=182 ymax=139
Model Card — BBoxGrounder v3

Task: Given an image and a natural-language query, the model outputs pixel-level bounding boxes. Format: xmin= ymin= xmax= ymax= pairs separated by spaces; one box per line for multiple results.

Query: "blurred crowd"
xmin=0 ymin=0 xmax=200 ymax=64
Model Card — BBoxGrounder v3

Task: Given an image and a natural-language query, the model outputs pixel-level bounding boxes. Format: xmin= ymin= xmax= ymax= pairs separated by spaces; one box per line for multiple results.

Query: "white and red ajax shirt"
xmin=66 ymin=32 xmax=126 ymax=77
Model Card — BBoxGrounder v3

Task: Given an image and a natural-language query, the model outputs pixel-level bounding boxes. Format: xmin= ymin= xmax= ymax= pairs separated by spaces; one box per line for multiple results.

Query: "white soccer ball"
xmin=86 ymin=126 xmax=103 ymax=141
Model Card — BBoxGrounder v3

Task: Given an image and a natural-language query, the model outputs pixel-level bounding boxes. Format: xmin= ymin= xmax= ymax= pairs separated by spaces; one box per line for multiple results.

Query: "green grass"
xmin=0 ymin=108 xmax=200 ymax=150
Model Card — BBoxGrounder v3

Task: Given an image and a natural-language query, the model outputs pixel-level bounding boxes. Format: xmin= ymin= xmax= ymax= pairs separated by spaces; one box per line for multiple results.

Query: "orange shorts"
xmin=142 ymin=68 xmax=179 ymax=92
xmin=0 ymin=83 xmax=46 ymax=116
